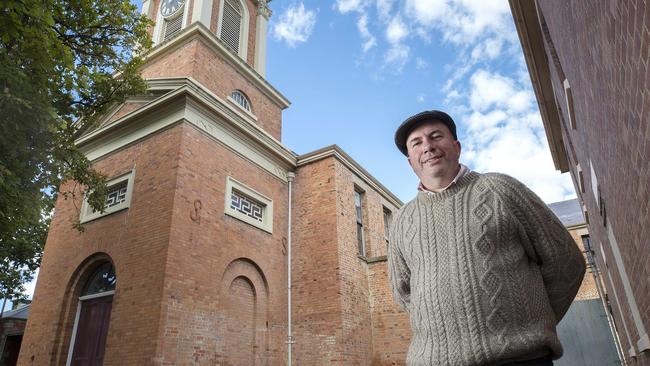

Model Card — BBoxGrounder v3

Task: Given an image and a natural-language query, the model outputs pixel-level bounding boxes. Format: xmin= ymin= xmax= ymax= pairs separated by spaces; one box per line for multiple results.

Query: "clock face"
xmin=161 ymin=0 xmax=185 ymax=18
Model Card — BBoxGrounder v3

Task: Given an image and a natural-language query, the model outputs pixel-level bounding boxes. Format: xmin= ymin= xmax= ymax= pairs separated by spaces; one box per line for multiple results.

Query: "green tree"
xmin=0 ymin=0 xmax=152 ymax=301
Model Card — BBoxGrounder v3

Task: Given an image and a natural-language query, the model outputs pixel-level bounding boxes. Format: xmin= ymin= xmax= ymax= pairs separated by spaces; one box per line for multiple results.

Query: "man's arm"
xmin=488 ymin=173 xmax=586 ymax=322
xmin=388 ymin=214 xmax=411 ymax=312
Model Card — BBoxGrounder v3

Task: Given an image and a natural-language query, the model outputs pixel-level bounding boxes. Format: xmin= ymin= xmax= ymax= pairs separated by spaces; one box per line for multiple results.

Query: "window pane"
xmin=357 ymin=223 xmax=364 ymax=256
xmin=82 ymin=262 xmax=116 ymax=296
xmin=231 ymin=190 xmax=264 ymax=222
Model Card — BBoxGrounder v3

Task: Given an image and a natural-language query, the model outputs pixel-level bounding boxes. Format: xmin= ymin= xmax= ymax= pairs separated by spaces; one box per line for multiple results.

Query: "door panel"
xmin=71 ymin=295 xmax=113 ymax=366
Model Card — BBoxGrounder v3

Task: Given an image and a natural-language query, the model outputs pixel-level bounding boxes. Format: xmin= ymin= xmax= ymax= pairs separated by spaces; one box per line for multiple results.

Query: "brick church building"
xmin=17 ymin=0 xmax=409 ymax=364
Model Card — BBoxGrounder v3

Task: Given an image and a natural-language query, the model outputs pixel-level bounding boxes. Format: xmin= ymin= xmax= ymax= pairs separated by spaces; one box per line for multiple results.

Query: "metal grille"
xmin=230 ymin=90 xmax=251 ymax=111
xmin=105 ymin=182 xmax=128 ymax=209
xmin=231 ymin=190 xmax=263 ymax=222
xmin=220 ymin=0 xmax=241 ymax=53
xmin=163 ymin=14 xmax=183 ymax=42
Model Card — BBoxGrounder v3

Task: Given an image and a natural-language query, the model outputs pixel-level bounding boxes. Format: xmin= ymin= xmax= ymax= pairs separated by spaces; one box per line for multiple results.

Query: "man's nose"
xmin=421 ymin=137 xmax=436 ymax=152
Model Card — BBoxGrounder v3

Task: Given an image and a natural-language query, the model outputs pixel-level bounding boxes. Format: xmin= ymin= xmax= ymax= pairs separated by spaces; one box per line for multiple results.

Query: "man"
xmin=388 ymin=110 xmax=586 ymax=366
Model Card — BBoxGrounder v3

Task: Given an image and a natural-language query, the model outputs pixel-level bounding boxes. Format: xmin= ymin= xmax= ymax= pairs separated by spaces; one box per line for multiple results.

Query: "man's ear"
xmin=407 ymin=155 xmax=414 ymax=168
xmin=456 ymin=140 xmax=461 ymax=154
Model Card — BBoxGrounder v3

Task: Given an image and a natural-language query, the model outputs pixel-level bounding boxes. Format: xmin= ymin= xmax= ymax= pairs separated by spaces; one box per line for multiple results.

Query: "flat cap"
xmin=394 ymin=110 xmax=457 ymax=156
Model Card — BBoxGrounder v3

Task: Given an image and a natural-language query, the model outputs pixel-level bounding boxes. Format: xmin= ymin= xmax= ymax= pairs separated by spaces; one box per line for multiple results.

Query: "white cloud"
xmin=335 ymin=0 xmax=367 ymax=13
xmin=415 ymin=57 xmax=428 ymax=69
xmin=469 ymin=70 xmax=533 ymax=114
xmin=357 ymin=14 xmax=377 ymax=52
xmin=404 ymin=0 xmax=511 ymax=45
xmin=376 ymin=0 xmax=394 ymax=20
xmin=416 ymin=93 xmax=425 ymax=102
xmin=386 ymin=16 xmax=408 ymax=44
xmin=459 ymin=68 xmax=576 ymax=203
xmin=385 ymin=43 xmax=410 ymax=71
xmin=382 ymin=15 xmax=410 ymax=71
xmin=272 ymin=3 xmax=317 ymax=47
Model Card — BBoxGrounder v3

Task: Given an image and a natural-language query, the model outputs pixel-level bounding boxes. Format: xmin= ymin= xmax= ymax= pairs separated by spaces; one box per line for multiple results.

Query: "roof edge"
xmin=297 ymin=145 xmax=403 ymax=208
xmin=509 ymin=0 xmax=569 ymax=172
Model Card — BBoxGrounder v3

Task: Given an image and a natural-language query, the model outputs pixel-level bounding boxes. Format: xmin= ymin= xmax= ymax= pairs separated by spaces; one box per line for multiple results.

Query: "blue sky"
xmin=265 ymin=0 xmax=576 ymax=204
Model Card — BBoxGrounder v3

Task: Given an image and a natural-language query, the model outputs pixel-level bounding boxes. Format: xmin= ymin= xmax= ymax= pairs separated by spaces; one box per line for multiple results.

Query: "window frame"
xmin=354 ymin=188 xmax=365 ymax=257
xmin=216 ymin=0 xmax=250 ymax=60
xmin=79 ymin=170 xmax=135 ymax=224
xmin=224 ymin=176 xmax=273 ymax=233
xmin=227 ymin=89 xmax=257 ymax=120
xmin=383 ymin=207 xmax=392 ymax=248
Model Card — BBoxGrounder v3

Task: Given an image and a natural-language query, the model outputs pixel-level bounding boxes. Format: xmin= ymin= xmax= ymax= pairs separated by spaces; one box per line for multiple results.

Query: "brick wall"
xmin=156 ymin=122 xmax=288 ymax=365
xmin=292 ymin=155 xmax=409 ymax=365
xmin=19 ymin=121 xmax=290 ymax=365
xmin=141 ymin=38 xmax=283 ymax=140
xmin=18 ymin=125 xmax=184 ymax=365
xmin=535 ymin=1 xmax=649 ymax=364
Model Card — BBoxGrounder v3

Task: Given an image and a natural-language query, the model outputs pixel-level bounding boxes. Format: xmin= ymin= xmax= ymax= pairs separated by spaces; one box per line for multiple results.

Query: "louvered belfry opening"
xmin=220 ymin=0 xmax=242 ymax=53
xmin=163 ymin=13 xmax=183 ymax=41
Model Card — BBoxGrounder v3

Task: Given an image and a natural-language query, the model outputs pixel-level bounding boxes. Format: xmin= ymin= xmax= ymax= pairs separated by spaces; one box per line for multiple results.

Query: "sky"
xmin=265 ymin=0 xmax=577 ymax=204
xmin=11 ymin=0 xmax=578 ymax=305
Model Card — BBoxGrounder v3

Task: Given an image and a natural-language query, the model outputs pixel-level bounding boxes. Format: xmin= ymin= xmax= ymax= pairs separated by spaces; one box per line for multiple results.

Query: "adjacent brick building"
xmin=511 ymin=1 xmax=650 ymax=365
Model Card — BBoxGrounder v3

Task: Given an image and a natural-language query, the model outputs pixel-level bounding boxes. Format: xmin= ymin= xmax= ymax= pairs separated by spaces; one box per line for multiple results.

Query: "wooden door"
xmin=70 ymin=295 xmax=113 ymax=366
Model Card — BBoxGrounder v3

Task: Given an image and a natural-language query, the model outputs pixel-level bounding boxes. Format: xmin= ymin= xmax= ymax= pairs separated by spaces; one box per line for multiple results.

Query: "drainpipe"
xmin=286 ymin=172 xmax=295 ymax=366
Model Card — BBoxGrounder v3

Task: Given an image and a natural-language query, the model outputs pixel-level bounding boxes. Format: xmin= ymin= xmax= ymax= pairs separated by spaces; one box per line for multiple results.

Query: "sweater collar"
xmin=416 ymin=171 xmax=481 ymax=201
xmin=417 ymin=164 xmax=471 ymax=194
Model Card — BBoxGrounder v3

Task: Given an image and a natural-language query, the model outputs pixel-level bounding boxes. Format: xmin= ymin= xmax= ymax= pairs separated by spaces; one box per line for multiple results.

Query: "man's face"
xmin=406 ymin=121 xmax=461 ymax=184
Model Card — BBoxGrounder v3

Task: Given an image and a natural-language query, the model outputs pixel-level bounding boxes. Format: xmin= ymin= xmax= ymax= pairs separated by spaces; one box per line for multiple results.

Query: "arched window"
xmin=82 ymin=262 xmax=116 ymax=296
xmin=218 ymin=0 xmax=249 ymax=58
xmin=230 ymin=90 xmax=251 ymax=112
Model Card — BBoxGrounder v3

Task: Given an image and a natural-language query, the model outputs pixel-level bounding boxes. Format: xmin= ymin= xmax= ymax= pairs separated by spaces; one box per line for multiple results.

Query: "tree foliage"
xmin=0 ymin=0 xmax=152 ymax=300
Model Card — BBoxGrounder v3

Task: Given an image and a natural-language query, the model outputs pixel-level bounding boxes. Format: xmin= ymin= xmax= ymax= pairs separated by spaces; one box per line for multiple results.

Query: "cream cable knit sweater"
xmin=388 ymin=172 xmax=585 ymax=366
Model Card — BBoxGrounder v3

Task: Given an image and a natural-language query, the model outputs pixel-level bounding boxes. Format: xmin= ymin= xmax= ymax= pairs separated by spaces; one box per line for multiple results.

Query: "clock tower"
xmin=18 ymin=0 xmax=294 ymax=364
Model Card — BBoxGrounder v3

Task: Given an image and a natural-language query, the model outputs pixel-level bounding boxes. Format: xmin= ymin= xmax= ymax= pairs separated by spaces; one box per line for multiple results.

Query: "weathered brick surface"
xmin=156 ymin=122 xmax=288 ymax=365
xmin=19 ymin=125 xmax=183 ymax=365
xmin=567 ymin=227 xmax=599 ymax=301
xmin=141 ymin=38 xmax=283 ymax=140
xmin=536 ymin=1 xmax=649 ymax=364
xmin=292 ymin=156 xmax=408 ymax=365
xmin=19 ymin=121 xmax=289 ymax=365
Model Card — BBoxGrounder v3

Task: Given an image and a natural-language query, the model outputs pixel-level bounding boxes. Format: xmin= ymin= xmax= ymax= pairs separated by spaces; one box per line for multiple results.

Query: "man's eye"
xmin=411 ymin=141 xmax=421 ymax=147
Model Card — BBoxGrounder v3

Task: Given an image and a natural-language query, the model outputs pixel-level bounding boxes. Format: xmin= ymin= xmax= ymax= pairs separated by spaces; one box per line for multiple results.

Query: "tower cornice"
xmin=143 ymin=22 xmax=290 ymax=109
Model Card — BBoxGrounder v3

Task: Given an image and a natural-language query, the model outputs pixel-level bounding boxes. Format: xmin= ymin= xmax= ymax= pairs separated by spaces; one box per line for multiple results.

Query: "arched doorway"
xmin=67 ymin=262 xmax=116 ymax=366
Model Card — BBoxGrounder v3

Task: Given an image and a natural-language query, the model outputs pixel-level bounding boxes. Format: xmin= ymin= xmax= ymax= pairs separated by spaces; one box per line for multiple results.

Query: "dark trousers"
xmin=501 ymin=356 xmax=553 ymax=366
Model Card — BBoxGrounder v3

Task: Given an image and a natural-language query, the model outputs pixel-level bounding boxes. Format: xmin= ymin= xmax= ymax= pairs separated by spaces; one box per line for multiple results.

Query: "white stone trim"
xmin=590 ymin=159 xmax=599 ymax=208
xmin=141 ymin=0 xmax=152 ymax=17
xmin=191 ymin=0 xmax=213 ymax=26
xmin=144 ymin=23 xmax=290 ymax=108
xmin=254 ymin=11 xmax=268 ymax=76
xmin=563 ymin=78 xmax=577 ymax=129
xmin=600 ymin=243 xmax=636 ymax=357
xmin=227 ymin=95 xmax=257 ymax=120
xmin=224 ymin=176 xmax=273 ymax=233
xmin=79 ymin=170 xmax=135 ymax=224
xmin=76 ymin=78 xmax=295 ymax=182
xmin=66 ymin=290 xmax=115 ymax=366
xmin=215 ymin=0 xmax=249 ymax=60
xmin=605 ymin=218 xmax=649 ymax=352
